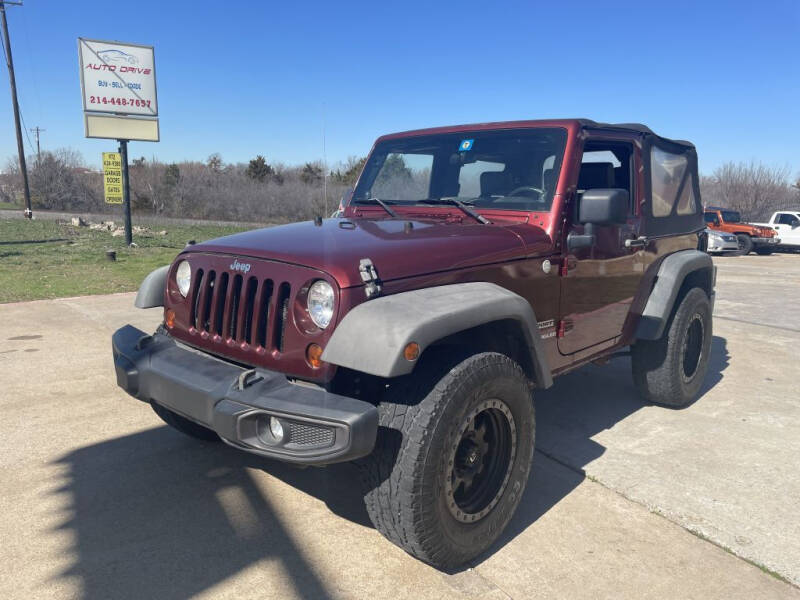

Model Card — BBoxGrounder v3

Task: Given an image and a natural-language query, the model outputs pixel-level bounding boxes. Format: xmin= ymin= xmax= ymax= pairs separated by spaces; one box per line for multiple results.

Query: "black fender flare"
xmin=321 ymin=282 xmax=553 ymax=388
xmin=134 ymin=265 xmax=169 ymax=308
xmin=635 ymin=249 xmax=715 ymax=340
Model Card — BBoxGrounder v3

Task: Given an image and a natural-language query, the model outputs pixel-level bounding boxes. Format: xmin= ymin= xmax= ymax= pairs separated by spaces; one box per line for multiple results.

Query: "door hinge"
xmin=559 ymin=257 xmax=577 ymax=276
xmin=556 ymin=319 xmax=574 ymax=338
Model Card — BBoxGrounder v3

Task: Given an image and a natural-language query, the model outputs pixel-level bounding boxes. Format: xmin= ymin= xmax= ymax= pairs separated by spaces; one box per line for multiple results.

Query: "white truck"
xmin=753 ymin=211 xmax=800 ymax=249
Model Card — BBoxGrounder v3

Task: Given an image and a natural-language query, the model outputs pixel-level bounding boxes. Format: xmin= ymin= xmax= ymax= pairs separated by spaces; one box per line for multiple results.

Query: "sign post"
xmin=78 ymin=37 xmax=158 ymax=245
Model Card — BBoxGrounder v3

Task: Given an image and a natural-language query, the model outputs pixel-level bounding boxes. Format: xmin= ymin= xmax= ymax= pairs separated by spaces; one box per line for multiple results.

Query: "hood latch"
xmin=359 ymin=258 xmax=382 ymax=299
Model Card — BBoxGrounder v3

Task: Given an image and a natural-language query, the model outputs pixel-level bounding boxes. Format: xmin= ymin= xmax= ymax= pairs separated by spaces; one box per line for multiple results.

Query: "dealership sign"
xmin=79 ymin=38 xmax=158 ymax=116
xmin=78 ymin=38 xmax=159 ymax=141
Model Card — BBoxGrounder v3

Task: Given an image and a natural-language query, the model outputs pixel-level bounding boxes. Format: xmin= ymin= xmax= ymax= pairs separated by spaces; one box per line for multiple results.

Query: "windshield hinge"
xmin=359 ymin=258 xmax=382 ymax=299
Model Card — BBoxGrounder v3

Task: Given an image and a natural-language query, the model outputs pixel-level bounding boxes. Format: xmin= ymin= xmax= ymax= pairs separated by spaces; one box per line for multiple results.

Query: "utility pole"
xmin=0 ymin=0 xmax=32 ymax=219
xmin=30 ymin=125 xmax=43 ymax=162
xmin=118 ymin=140 xmax=132 ymax=246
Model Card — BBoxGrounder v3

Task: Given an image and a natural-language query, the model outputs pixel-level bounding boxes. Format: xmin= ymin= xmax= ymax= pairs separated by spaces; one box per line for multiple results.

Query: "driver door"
xmin=558 ymin=136 xmax=644 ymax=355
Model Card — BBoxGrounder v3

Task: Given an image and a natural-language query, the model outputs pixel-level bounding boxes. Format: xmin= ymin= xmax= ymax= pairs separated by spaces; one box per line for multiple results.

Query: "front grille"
xmin=189 ymin=268 xmax=290 ymax=350
xmin=288 ymin=422 xmax=334 ymax=447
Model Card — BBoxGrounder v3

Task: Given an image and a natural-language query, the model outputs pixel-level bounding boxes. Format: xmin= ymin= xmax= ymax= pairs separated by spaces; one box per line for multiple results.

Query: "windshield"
xmin=352 ymin=128 xmax=568 ymax=212
xmin=721 ymin=210 xmax=741 ymax=222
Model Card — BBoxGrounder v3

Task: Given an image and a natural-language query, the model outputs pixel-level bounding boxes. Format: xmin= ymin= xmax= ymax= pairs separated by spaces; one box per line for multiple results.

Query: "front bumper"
xmin=708 ymin=241 xmax=738 ymax=253
xmin=112 ymin=325 xmax=378 ymax=465
xmin=752 ymin=237 xmax=780 ymax=245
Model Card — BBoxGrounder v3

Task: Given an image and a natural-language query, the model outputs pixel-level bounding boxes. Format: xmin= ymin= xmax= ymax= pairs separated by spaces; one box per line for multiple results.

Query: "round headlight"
xmin=176 ymin=260 xmax=191 ymax=297
xmin=307 ymin=280 xmax=335 ymax=329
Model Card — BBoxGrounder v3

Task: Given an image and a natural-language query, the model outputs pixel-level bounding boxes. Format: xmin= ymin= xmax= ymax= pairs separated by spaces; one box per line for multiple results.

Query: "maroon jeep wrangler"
xmin=113 ymin=119 xmax=715 ymax=568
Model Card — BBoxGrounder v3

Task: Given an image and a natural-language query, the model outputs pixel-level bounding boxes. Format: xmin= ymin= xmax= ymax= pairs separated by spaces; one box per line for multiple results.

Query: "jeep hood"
xmin=188 ymin=218 xmax=549 ymax=287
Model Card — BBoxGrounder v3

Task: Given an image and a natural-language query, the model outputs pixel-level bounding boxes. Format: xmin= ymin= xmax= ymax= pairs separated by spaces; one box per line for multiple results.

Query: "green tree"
xmin=300 ymin=162 xmax=323 ymax=185
xmin=374 ymin=154 xmax=411 ymax=187
xmin=332 ymin=156 xmax=366 ymax=186
xmin=246 ymin=155 xmax=274 ymax=182
xmin=163 ymin=163 xmax=181 ymax=188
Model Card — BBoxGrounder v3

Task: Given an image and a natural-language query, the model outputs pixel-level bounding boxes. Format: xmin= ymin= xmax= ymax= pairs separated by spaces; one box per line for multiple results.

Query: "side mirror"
xmin=568 ymin=189 xmax=629 ymax=250
xmin=578 ymin=189 xmax=629 ymax=225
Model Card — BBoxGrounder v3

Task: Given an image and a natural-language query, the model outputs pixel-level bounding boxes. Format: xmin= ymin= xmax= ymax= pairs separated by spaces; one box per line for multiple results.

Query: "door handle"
xmin=624 ymin=236 xmax=648 ymax=249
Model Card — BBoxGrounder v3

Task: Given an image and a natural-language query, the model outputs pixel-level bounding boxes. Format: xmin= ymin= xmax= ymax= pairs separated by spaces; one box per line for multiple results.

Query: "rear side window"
xmin=651 ymin=147 xmax=695 ymax=217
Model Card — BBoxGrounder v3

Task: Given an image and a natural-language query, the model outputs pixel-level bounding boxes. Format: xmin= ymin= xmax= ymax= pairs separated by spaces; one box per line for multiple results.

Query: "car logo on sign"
xmin=230 ymin=259 xmax=251 ymax=273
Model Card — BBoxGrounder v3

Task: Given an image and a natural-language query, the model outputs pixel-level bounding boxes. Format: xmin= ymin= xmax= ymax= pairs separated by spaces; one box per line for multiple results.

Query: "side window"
xmin=703 ymin=212 xmax=717 ymax=224
xmin=650 ymin=146 xmax=696 ymax=217
xmin=778 ymin=213 xmax=799 ymax=226
xmin=579 ymin=143 xmax=634 ymax=213
xmin=458 ymin=160 xmax=505 ymax=198
xmin=371 ymin=153 xmax=433 ymax=201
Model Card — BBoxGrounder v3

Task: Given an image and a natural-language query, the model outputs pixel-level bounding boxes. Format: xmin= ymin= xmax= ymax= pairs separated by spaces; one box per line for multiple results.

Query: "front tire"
xmin=360 ymin=352 xmax=535 ymax=569
xmin=736 ymin=234 xmax=753 ymax=255
xmin=631 ymin=287 xmax=712 ymax=407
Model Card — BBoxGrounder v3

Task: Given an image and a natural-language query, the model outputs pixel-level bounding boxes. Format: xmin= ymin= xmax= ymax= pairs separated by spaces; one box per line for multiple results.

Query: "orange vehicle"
xmin=703 ymin=207 xmax=780 ymax=255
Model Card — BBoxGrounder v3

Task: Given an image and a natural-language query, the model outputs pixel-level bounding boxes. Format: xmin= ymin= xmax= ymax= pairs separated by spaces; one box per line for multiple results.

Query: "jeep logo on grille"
xmin=229 ymin=259 xmax=251 ymax=273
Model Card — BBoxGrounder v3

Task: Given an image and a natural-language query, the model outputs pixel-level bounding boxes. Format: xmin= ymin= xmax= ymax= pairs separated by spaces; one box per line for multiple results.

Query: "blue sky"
xmin=1 ymin=0 xmax=798 ymax=174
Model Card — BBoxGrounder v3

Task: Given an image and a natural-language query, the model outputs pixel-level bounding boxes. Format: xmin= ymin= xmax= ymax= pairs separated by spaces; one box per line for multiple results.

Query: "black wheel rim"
xmin=681 ymin=314 xmax=704 ymax=381
xmin=445 ymin=399 xmax=516 ymax=523
xmin=737 ymin=237 xmax=747 ymax=250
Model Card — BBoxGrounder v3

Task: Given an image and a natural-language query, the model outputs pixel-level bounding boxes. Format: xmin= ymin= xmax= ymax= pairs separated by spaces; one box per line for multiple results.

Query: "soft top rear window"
xmin=352 ymin=128 xmax=568 ymax=212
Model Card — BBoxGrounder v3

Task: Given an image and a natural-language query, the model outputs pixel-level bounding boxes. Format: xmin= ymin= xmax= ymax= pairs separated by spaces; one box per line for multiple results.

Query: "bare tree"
xmin=702 ymin=161 xmax=795 ymax=220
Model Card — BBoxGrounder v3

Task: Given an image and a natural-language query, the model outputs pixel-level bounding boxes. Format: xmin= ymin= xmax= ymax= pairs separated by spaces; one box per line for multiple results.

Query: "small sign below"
xmin=103 ymin=152 xmax=123 ymax=204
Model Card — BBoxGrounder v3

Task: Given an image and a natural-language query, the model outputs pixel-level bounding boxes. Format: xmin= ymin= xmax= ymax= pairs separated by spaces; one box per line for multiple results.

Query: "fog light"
xmin=306 ymin=343 xmax=323 ymax=368
xmin=269 ymin=416 xmax=284 ymax=442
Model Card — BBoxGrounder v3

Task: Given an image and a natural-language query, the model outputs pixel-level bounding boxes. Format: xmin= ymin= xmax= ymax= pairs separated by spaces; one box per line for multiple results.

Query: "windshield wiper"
xmin=351 ymin=197 xmax=398 ymax=218
xmin=418 ymin=198 xmax=490 ymax=224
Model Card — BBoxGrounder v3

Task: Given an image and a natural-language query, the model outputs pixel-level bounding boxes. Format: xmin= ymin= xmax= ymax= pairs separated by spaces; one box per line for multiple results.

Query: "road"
xmin=0 ymin=254 xmax=798 ymax=599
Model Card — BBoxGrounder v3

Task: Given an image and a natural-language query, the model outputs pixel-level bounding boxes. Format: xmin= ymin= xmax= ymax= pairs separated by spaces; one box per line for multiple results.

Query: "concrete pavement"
xmin=1 ymin=255 xmax=798 ymax=599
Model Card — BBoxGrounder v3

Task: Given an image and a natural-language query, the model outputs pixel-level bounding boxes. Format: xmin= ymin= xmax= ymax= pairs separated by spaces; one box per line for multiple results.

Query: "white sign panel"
xmin=78 ymin=38 xmax=158 ymax=117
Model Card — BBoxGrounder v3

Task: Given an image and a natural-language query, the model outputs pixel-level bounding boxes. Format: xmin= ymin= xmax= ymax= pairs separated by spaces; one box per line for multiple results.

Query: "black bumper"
xmin=112 ymin=325 xmax=378 ymax=465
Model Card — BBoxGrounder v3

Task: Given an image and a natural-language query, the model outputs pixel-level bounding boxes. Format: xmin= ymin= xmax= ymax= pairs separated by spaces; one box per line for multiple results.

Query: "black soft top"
xmin=577 ymin=119 xmax=695 ymax=149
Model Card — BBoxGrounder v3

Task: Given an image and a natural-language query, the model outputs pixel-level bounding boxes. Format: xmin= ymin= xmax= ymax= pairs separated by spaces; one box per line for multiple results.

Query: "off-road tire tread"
xmin=360 ymin=352 xmax=533 ymax=568
xmin=631 ymin=287 xmax=711 ymax=407
xmin=151 ymin=401 xmax=221 ymax=441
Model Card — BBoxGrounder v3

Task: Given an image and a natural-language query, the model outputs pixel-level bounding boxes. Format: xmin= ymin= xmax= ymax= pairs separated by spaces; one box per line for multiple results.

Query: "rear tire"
xmin=360 ymin=352 xmax=535 ymax=569
xmin=151 ymin=401 xmax=221 ymax=441
xmin=631 ymin=287 xmax=712 ymax=407
xmin=736 ymin=234 xmax=753 ymax=255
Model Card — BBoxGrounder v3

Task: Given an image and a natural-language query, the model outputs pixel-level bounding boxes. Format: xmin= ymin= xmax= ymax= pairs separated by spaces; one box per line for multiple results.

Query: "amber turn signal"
xmin=306 ymin=343 xmax=324 ymax=369
xmin=404 ymin=342 xmax=420 ymax=361
xmin=165 ymin=309 xmax=176 ymax=328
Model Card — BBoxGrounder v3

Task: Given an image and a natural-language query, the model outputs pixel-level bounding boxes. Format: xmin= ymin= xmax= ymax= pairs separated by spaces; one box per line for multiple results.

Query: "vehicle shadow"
xmin=52 ymin=427 xmax=368 ymax=600
xmin=54 ymin=337 xmax=729 ymax=594
xmin=475 ymin=334 xmax=729 ymax=566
